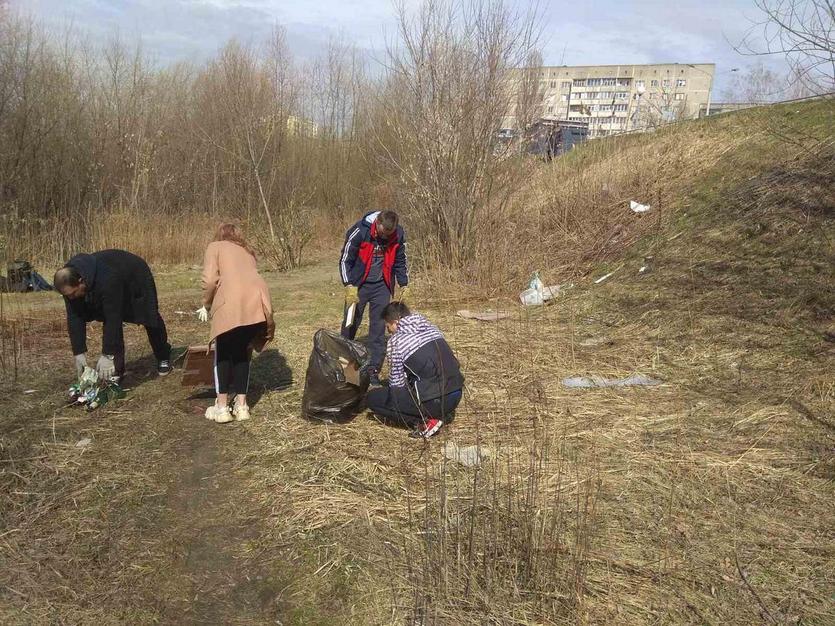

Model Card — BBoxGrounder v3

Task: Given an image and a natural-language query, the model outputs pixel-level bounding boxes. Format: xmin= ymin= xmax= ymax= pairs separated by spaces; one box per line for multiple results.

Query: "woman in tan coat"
xmin=198 ymin=224 xmax=274 ymax=423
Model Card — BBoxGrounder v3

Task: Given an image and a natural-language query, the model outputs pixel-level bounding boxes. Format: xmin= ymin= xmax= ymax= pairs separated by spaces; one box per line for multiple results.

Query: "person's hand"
xmin=265 ymin=318 xmax=275 ymax=342
xmin=398 ymin=285 xmax=410 ymax=303
xmin=344 ymin=285 xmax=359 ymax=306
xmin=74 ymin=353 xmax=88 ymax=379
xmin=196 ymin=306 xmax=209 ymax=322
xmin=96 ymin=354 xmax=116 ymax=380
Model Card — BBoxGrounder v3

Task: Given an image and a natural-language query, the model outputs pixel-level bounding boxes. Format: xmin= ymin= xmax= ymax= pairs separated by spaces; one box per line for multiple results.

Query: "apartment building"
xmin=512 ymin=63 xmax=715 ymax=138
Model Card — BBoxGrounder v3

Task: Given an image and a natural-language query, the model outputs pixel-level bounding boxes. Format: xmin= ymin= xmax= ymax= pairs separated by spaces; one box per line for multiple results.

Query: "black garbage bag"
xmin=302 ymin=329 xmax=370 ymax=421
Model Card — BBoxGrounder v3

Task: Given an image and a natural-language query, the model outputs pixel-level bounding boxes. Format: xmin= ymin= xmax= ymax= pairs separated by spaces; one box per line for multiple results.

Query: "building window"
xmin=677 ymin=79 xmax=686 ymax=87
xmin=573 ymin=79 xmax=586 ymax=86
xmin=615 ymin=92 xmax=628 ymax=99
xmin=547 ymin=105 xmax=554 ymax=113
xmin=560 ymin=94 xmax=568 ymax=101
xmin=636 ymin=80 xmax=645 ymax=89
xmin=550 ymin=81 xmax=556 ymax=88
xmin=561 ymin=81 xmax=571 ymax=89
xmin=599 ymin=91 xmax=613 ymax=100
xmin=651 ymin=80 xmax=659 ymax=87
xmin=674 ymin=93 xmax=685 ymax=101
xmin=662 ymin=79 xmax=671 ymax=88
xmin=587 ymin=78 xmax=602 ymax=86
xmin=614 ymin=104 xmax=628 ymax=112
xmin=616 ymin=79 xmax=631 ymax=86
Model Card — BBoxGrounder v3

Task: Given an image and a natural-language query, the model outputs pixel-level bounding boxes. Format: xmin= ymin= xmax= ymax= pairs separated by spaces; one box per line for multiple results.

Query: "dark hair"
xmin=54 ymin=266 xmax=82 ymax=290
xmin=382 ymin=301 xmax=410 ymax=322
xmin=377 ymin=210 xmax=398 ymax=234
xmin=215 ymin=222 xmax=256 ymax=258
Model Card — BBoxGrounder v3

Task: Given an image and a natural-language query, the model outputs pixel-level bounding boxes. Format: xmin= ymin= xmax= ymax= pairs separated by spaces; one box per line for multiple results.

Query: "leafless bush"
xmin=0 ymin=13 xmax=373 ymax=268
xmin=372 ymin=0 xmax=542 ymax=268
xmin=739 ymin=0 xmax=835 ymax=95
xmin=400 ymin=425 xmax=601 ymax=623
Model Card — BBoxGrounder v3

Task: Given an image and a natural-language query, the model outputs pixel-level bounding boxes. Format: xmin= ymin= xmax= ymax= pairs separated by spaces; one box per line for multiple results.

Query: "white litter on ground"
xmin=630 ymin=200 xmax=651 ymax=213
xmin=562 ymin=375 xmax=662 ymax=389
xmin=443 ymin=442 xmax=491 ymax=467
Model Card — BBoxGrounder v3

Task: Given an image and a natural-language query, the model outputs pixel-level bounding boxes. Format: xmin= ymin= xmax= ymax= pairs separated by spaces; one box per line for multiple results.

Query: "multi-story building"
xmin=510 ymin=63 xmax=715 ymax=138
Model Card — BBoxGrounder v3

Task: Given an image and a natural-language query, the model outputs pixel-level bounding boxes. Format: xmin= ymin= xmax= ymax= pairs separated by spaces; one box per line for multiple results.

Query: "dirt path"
xmin=0 ymin=262 xmax=338 ymax=624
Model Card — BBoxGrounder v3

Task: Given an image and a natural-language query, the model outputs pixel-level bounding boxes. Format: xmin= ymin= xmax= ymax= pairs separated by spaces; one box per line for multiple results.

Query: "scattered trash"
xmin=76 ymin=437 xmax=92 ymax=449
xmin=68 ymin=367 xmax=126 ymax=411
xmin=520 ymin=272 xmax=565 ymax=306
xmin=23 ymin=389 xmax=36 ymax=394
xmin=457 ymin=310 xmax=511 ymax=322
xmin=594 ymin=270 xmax=617 ymax=284
xmin=562 ymin=374 xmax=662 ymax=389
xmin=174 ymin=310 xmax=188 ymax=315
xmin=630 ymin=200 xmax=651 ymax=213
xmin=443 ymin=442 xmax=491 ymax=467
xmin=519 ymin=288 xmax=544 ymax=306
xmin=529 ymin=271 xmax=545 ymax=292
xmin=578 ymin=337 xmax=613 ymax=347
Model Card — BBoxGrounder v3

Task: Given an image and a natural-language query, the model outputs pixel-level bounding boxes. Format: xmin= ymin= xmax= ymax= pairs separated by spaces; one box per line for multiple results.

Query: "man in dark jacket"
xmin=366 ymin=302 xmax=464 ymax=439
xmin=54 ymin=250 xmax=172 ymax=381
xmin=339 ymin=210 xmax=408 ymax=385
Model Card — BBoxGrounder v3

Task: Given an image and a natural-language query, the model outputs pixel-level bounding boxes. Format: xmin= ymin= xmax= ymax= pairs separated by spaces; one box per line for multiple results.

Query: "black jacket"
xmin=404 ymin=339 xmax=464 ymax=403
xmin=63 ymin=250 xmax=163 ymax=356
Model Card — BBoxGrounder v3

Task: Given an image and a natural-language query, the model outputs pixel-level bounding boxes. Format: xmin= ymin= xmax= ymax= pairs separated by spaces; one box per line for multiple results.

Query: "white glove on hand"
xmin=74 ymin=353 xmax=88 ymax=379
xmin=196 ymin=306 xmax=209 ymax=322
xmin=96 ymin=354 xmax=116 ymax=380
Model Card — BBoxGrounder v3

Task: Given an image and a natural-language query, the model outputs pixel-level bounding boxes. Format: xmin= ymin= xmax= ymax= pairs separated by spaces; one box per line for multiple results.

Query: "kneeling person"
xmin=367 ymin=302 xmax=464 ymax=438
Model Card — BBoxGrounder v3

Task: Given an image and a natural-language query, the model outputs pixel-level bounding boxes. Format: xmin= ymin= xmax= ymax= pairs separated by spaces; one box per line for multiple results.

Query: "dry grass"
xmin=0 ymin=101 xmax=833 ymax=624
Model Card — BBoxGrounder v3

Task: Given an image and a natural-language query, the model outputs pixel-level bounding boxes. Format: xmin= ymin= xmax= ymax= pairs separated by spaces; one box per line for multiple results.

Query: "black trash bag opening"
xmin=302 ymin=329 xmax=370 ymax=422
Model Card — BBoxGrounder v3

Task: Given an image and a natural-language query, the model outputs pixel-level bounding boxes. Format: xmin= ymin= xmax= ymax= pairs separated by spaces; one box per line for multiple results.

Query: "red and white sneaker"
xmin=410 ymin=418 xmax=444 ymax=439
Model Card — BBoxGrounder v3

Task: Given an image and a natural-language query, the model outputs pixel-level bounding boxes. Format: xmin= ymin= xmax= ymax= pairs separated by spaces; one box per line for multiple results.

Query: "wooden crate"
xmin=182 ymin=345 xmax=215 ymax=387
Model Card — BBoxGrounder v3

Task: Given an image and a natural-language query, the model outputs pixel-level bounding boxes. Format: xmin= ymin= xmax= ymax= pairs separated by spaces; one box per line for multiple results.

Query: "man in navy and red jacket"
xmin=339 ymin=209 xmax=408 ymax=385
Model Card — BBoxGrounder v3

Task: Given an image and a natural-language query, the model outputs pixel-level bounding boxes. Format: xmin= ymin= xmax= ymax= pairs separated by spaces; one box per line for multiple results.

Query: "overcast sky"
xmin=16 ymin=0 xmax=783 ymax=96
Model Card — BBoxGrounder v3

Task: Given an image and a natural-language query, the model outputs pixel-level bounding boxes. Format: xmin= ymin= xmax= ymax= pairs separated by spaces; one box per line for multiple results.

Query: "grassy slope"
xmin=0 ymin=100 xmax=832 ymax=625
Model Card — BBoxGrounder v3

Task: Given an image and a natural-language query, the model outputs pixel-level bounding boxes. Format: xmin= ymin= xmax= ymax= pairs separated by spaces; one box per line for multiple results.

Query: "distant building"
xmin=509 ymin=63 xmax=715 ymax=138
xmin=286 ymin=115 xmax=318 ymax=138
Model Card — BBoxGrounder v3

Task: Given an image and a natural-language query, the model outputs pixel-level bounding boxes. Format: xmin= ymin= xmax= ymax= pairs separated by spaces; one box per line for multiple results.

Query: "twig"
xmin=734 ymin=552 xmax=777 ymax=624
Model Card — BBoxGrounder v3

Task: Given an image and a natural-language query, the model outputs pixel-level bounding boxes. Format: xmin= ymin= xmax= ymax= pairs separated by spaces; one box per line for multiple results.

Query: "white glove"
xmin=96 ymin=354 xmax=116 ymax=380
xmin=74 ymin=353 xmax=88 ymax=379
xmin=196 ymin=306 xmax=209 ymax=322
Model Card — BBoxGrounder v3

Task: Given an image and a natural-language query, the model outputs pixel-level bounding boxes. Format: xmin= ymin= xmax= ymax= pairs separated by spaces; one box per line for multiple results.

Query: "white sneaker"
xmin=233 ymin=404 xmax=251 ymax=421
xmin=205 ymin=404 xmax=233 ymax=423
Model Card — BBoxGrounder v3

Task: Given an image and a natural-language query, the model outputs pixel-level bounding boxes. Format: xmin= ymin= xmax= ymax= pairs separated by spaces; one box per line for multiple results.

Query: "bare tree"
xmin=513 ymin=49 xmax=544 ymax=148
xmin=721 ymin=61 xmax=788 ymax=102
xmin=739 ymin=0 xmax=835 ymax=95
xmin=374 ymin=0 xmax=541 ymax=267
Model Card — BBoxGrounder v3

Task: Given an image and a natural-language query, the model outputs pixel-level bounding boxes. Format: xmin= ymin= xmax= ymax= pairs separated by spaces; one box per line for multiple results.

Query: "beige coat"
xmin=201 ymin=240 xmax=273 ymax=345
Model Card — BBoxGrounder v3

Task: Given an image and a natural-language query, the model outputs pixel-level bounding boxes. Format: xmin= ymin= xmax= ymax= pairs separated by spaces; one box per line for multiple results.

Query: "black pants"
xmin=113 ymin=314 xmax=171 ymax=377
xmin=341 ymin=281 xmax=390 ymax=372
xmin=214 ymin=323 xmax=265 ymax=395
xmin=367 ymin=385 xmax=462 ymax=428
